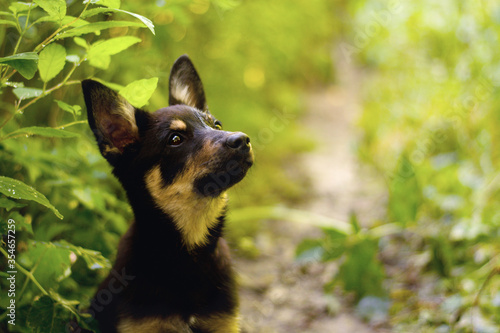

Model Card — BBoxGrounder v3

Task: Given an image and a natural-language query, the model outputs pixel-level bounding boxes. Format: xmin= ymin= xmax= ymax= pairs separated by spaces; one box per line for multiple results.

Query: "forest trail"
xmin=235 ymin=52 xmax=387 ymax=332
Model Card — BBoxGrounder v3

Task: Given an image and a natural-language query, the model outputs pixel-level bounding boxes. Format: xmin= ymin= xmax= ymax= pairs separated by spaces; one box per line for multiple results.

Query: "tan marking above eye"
xmin=170 ymin=119 xmax=187 ymax=131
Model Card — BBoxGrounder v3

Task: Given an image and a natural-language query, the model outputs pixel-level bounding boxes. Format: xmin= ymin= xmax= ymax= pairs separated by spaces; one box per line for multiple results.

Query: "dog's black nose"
xmin=226 ymin=132 xmax=250 ymax=151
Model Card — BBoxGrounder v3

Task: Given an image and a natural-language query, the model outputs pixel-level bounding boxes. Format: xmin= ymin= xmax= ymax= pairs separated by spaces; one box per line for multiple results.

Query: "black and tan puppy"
xmin=81 ymin=55 xmax=253 ymax=333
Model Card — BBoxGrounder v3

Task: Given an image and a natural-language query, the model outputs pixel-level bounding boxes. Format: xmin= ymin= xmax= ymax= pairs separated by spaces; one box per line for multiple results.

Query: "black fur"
xmin=79 ymin=55 xmax=252 ymax=333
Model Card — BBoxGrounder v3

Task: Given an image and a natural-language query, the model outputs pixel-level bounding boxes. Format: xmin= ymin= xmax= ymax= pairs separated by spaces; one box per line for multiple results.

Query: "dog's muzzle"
xmin=194 ymin=131 xmax=253 ymax=197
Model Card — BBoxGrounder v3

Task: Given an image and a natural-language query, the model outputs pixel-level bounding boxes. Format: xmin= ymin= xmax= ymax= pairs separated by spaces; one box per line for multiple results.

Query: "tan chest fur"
xmin=117 ymin=313 xmax=240 ymax=333
xmin=145 ymin=163 xmax=228 ymax=250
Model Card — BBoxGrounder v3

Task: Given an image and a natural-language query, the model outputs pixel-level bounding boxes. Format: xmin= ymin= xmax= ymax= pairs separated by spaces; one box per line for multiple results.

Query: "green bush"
xmin=0 ymin=1 xmax=157 ymax=330
xmin=300 ymin=1 xmax=500 ymax=331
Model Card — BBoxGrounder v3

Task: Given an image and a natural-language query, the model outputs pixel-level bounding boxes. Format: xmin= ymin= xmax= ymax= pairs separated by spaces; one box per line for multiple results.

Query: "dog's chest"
xmin=117 ymin=312 xmax=240 ymax=333
xmin=117 ymin=315 xmax=193 ymax=333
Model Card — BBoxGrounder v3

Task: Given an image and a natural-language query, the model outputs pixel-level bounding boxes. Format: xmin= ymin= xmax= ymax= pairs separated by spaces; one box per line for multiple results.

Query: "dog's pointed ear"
xmin=82 ymin=80 xmax=140 ymax=159
xmin=169 ymin=55 xmax=207 ymax=112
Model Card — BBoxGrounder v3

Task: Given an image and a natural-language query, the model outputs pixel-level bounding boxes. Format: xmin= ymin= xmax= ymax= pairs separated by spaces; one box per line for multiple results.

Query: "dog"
xmin=81 ymin=55 xmax=253 ymax=333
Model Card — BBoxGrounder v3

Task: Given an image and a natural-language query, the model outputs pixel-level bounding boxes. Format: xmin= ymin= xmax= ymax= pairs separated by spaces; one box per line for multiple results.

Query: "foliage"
xmin=296 ymin=215 xmax=398 ymax=303
xmin=298 ymin=0 xmax=500 ymax=331
xmin=0 ymin=0 xmax=336 ymax=331
xmin=0 ymin=0 xmax=156 ymax=331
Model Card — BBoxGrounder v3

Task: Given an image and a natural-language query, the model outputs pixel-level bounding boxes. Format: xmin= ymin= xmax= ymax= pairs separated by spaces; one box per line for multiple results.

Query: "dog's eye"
xmin=168 ymin=134 xmax=183 ymax=146
xmin=214 ymin=121 xmax=222 ymax=130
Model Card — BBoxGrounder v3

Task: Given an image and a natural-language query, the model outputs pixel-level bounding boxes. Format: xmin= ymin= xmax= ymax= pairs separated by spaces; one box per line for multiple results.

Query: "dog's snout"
xmin=226 ymin=132 xmax=250 ymax=151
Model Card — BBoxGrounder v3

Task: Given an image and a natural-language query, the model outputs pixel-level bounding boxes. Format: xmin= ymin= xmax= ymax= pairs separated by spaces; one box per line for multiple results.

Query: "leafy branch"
xmin=0 ymin=0 xmax=156 ymax=217
xmin=32 ymin=1 xmax=91 ymax=54
xmin=0 ymin=1 xmax=157 ymax=330
xmin=11 ymin=1 xmax=33 ymax=58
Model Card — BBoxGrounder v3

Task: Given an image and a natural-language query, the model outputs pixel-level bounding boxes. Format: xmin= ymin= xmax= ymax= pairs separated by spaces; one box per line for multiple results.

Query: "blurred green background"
xmin=0 ymin=0 xmax=499 ymax=332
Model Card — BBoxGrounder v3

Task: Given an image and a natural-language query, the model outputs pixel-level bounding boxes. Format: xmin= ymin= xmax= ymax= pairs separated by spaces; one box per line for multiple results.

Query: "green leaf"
xmin=119 ymin=77 xmax=158 ymax=108
xmin=33 ymin=0 xmax=66 ymax=22
xmin=80 ymin=7 xmax=115 ymax=19
xmin=337 ymin=238 xmax=385 ymax=300
xmin=90 ymin=36 xmax=141 ymax=54
xmin=113 ymin=9 xmax=155 ymax=35
xmin=38 ymin=43 xmax=66 ymax=82
xmin=0 ymin=208 xmax=30 ymax=236
xmin=0 ymin=176 xmax=63 ymax=219
xmin=388 ymin=155 xmax=421 ymax=226
xmin=34 ymin=223 xmax=72 ymax=242
xmin=80 ymin=8 xmax=154 ymax=35
xmin=295 ymin=239 xmax=324 ymax=263
xmin=5 ymin=81 xmax=24 ymax=88
xmin=0 ymin=52 xmax=38 ymax=62
xmin=4 ymin=126 xmax=79 ymax=140
xmin=321 ymin=229 xmax=347 ymax=261
xmin=8 ymin=211 xmax=33 ymax=235
xmin=60 ymin=16 xmax=88 ymax=27
xmin=13 ymin=87 xmax=43 ymax=100
xmin=33 ymin=15 xmax=88 ymax=27
xmin=88 ymin=36 xmax=141 ymax=69
xmin=0 ymin=52 xmax=38 ymax=79
xmin=27 ymin=296 xmax=57 ymax=330
xmin=430 ymin=236 xmax=454 ymax=277
xmin=9 ymin=2 xmax=38 ymax=15
xmin=55 ymin=240 xmax=111 ymax=270
xmin=55 ymin=100 xmax=81 ymax=117
xmin=0 ymin=196 xmax=26 ymax=211
xmin=48 ymin=290 xmax=79 ymax=316
xmin=55 ymin=21 xmax=147 ymax=40
xmin=54 ymin=100 xmax=74 ymax=113
xmin=0 ymin=19 xmax=17 ymax=27
xmin=23 ymin=241 xmax=72 ymax=289
xmin=0 ymin=11 xmax=15 ymax=17
xmin=350 ymin=213 xmax=361 ymax=234
xmin=73 ymin=37 xmax=89 ymax=49
xmin=98 ymin=0 xmax=121 ymax=9
xmin=27 ymin=295 xmax=72 ymax=332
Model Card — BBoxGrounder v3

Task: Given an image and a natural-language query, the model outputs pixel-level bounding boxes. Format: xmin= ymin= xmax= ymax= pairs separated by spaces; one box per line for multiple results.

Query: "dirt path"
xmin=236 ymin=53 xmax=386 ymax=332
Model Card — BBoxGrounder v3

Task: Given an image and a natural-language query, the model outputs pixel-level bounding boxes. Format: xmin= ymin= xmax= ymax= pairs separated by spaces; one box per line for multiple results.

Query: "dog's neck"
xmin=133 ymin=165 xmax=228 ymax=251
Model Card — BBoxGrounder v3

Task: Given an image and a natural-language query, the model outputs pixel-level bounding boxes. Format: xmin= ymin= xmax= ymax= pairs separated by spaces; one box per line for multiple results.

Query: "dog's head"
xmin=82 ymin=55 xmax=253 ymax=248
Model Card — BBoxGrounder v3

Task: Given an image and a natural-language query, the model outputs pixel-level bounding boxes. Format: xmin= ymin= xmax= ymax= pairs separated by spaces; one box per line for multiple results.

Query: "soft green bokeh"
xmin=343 ymin=0 xmax=500 ymax=330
